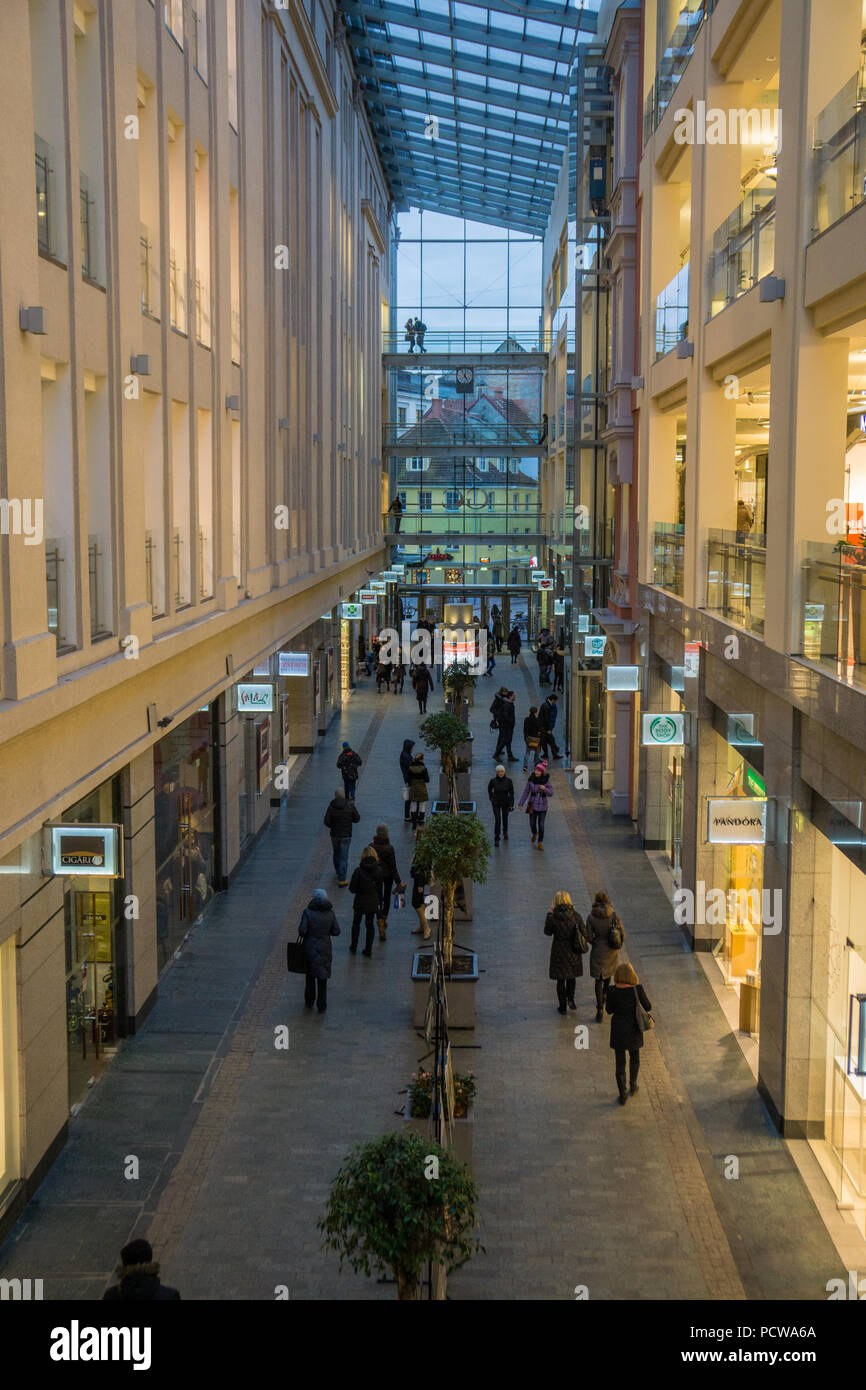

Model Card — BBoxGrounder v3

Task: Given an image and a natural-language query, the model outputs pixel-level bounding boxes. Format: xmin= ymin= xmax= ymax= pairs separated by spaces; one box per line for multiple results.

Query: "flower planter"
xmin=403 ymin=1096 xmax=475 ymax=1173
xmin=412 ymin=949 xmax=478 ymax=1029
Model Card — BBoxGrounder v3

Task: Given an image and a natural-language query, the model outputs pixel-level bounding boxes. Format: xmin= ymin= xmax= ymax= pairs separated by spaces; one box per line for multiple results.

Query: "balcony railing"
xmin=169 ymin=254 xmax=186 ymax=332
xmin=46 ymin=539 xmax=70 ymax=650
xmin=88 ymin=535 xmax=111 ymax=640
xmin=655 ymin=263 xmax=689 ymax=359
xmin=195 ymin=276 xmax=212 ymax=347
xmin=708 ymin=189 xmax=776 ymax=318
xmin=801 ymin=540 xmax=866 ymax=687
xmin=811 ymin=65 xmax=866 ymax=237
xmin=383 ymin=422 xmax=546 ymax=449
xmin=80 ymin=172 xmax=101 ymax=285
xmin=140 ymin=223 xmax=159 ymax=316
xmin=652 ymin=0 xmax=714 ymax=133
xmin=35 ymin=134 xmax=63 ymax=264
xmin=385 ymin=506 xmax=543 ymax=537
xmin=653 ymin=522 xmax=685 ymax=596
xmin=706 ymin=529 xmax=766 ymax=636
xmin=231 ymin=307 xmax=241 ymax=362
xmin=382 ymin=329 xmax=562 ymax=355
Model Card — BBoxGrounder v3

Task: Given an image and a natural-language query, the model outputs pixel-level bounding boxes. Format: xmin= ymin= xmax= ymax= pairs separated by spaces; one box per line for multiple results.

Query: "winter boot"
xmin=377 ymin=915 xmax=387 ymax=940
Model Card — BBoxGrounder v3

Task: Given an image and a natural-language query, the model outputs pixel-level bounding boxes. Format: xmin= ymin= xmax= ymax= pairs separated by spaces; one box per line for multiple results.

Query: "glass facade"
xmin=153 ymin=708 xmax=217 ymax=972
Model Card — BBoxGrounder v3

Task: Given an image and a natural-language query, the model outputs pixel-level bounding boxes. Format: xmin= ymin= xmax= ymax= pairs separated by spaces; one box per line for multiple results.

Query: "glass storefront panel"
xmin=708 ymin=735 xmax=765 ymax=1034
xmin=0 ymin=935 xmax=19 ymax=1203
xmin=153 ymin=707 xmax=217 ymax=972
xmin=61 ymin=778 xmax=124 ymax=1110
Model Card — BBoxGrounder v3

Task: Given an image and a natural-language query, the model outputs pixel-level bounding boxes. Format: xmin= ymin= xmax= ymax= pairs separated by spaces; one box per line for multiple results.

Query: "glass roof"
xmin=339 ymin=0 xmax=599 ymax=235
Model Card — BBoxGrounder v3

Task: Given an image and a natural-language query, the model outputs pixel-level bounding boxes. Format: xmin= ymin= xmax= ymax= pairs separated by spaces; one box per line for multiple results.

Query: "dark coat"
xmin=349 ymin=855 xmax=382 ymax=913
xmin=409 ymin=856 xmax=427 ymax=909
xmin=103 ymin=1266 xmax=181 ymax=1301
xmin=487 ymin=775 xmax=514 ymax=808
xmin=497 ymin=699 xmax=516 ymax=735
xmin=407 ymin=758 xmax=430 ymax=801
xmin=607 ymin=982 xmax=652 ymax=1051
xmin=414 ymin=666 xmax=433 ymax=694
xmin=544 ymin=904 xmax=585 ymax=980
xmin=523 ymin=713 xmax=542 ymax=743
xmin=337 ymin=749 xmax=362 ymax=781
xmin=399 ymin=739 xmax=416 ymax=783
xmin=372 ymin=834 xmax=400 ymax=884
xmin=323 ymin=797 xmax=360 ymax=840
xmin=586 ymin=904 xmax=624 ymax=980
xmin=539 ymin=697 xmax=559 ymax=731
xmin=507 ymin=628 xmax=522 ymax=653
xmin=298 ymin=899 xmax=341 ymax=979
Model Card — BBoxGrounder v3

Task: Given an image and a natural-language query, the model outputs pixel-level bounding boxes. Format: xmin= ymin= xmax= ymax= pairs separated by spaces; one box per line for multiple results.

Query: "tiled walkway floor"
xmin=0 ymin=660 xmax=850 ymax=1299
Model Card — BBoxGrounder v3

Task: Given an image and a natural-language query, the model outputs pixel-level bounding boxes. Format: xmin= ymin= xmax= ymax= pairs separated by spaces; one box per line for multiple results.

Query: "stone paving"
xmin=0 ymin=660 xmax=849 ymax=1300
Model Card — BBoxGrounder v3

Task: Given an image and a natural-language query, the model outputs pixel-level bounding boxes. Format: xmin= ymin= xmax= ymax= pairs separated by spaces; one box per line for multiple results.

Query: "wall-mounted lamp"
xmin=19 ymin=306 xmax=45 ymax=335
xmin=225 ymin=394 xmax=240 ymax=411
xmin=759 ymin=275 xmax=786 ymax=302
xmin=676 ymin=340 xmax=694 ymax=359
xmin=130 ymin=354 xmax=150 ymax=375
xmin=278 ymin=418 xmax=290 ymax=430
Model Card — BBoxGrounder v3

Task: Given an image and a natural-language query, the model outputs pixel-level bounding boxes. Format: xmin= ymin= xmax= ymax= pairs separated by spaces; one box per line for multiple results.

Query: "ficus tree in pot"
xmin=413 ymin=811 xmax=490 ymax=971
xmin=419 ymin=710 xmax=468 ymax=811
xmin=318 ymin=1129 xmax=481 ymax=1301
xmin=442 ymin=660 xmax=478 ymax=715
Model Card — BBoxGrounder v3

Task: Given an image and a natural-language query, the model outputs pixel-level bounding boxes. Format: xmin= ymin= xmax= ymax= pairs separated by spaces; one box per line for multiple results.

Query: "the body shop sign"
xmin=707 ymin=798 xmax=767 ymax=845
xmin=341 ymin=602 xmax=362 ymax=620
xmin=278 ymin=652 xmax=310 ymax=678
xmin=50 ymin=825 xmax=122 ymax=877
xmin=236 ymin=682 xmax=275 ymax=713
xmin=642 ymin=713 xmax=684 ymax=745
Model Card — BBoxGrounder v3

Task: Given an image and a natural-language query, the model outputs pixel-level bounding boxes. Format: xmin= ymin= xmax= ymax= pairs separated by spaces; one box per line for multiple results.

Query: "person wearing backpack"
xmin=586 ymin=890 xmax=625 ymax=1021
xmin=606 ymin=961 xmax=652 ymax=1104
xmin=544 ymin=890 xmax=586 ymax=1014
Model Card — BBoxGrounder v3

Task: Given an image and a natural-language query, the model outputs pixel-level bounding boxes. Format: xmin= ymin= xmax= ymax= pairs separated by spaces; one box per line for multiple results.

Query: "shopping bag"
xmin=286 ymin=936 xmax=307 ymax=974
xmin=393 ymin=892 xmax=405 ymax=910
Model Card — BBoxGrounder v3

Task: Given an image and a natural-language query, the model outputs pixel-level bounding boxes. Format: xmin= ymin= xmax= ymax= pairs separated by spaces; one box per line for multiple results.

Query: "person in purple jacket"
xmin=517 ymin=760 xmax=554 ymax=850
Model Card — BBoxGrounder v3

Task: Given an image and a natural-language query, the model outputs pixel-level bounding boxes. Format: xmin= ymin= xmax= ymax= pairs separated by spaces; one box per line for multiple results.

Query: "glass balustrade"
xmin=706 ymin=529 xmax=767 ymax=635
xmin=708 ymin=190 xmax=776 ymax=317
xmin=655 ymin=264 xmax=689 ymax=358
xmin=653 ymin=522 xmax=685 ymax=596
xmin=802 ymin=540 xmax=866 ymax=688
xmin=812 ymin=64 xmax=866 ymax=238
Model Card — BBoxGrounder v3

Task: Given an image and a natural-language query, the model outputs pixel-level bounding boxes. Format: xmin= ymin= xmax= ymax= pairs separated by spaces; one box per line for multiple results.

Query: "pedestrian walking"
xmin=487 ymin=765 xmax=514 ymax=846
xmin=414 ymin=662 xmax=433 ymax=713
xmin=323 ymin=789 xmax=360 ymax=885
xmin=494 ymin=690 xmax=517 ymax=761
xmin=337 ymin=741 xmax=362 ymax=799
xmin=522 ymin=706 xmax=543 ymax=771
xmin=537 ymin=644 xmax=554 ymax=686
xmin=376 ymin=660 xmax=391 ymax=693
xmin=406 ymin=750 xmax=430 ymax=828
xmin=409 ymin=840 xmax=431 ymax=938
xmin=518 ymin=761 xmax=554 ymax=849
xmin=389 ymin=495 xmax=403 ymax=533
xmin=413 ymin=316 xmax=427 ymax=352
xmin=538 ymin=692 xmax=562 ymax=759
xmin=544 ymin=891 xmax=586 ymax=1014
xmin=400 ymin=737 xmax=416 ymax=823
xmin=552 ymin=646 xmax=565 ymax=693
xmin=348 ymin=847 xmax=382 ymax=957
xmin=606 ymin=961 xmax=652 ymax=1104
xmin=298 ymin=888 xmax=341 ymax=1011
xmin=372 ymin=823 xmax=405 ymax=940
xmin=404 ymin=318 xmax=416 ymax=352
xmin=484 ymin=629 xmax=496 ymax=676
xmin=392 ymin=662 xmax=406 ymax=694
xmin=492 ymin=614 xmax=504 ymax=653
xmin=103 ymin=1239 xmax=181 ymax=1302
xmin=507 ymin=625 xmax=522 ymax=664
xmin=586 ymin=890 xmax=625 ymax=1021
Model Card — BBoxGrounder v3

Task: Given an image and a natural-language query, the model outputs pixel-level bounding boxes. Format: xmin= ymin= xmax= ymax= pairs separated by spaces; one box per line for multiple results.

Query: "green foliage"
xmin=419 ymin=710 xmax=467 ymax=760
xmin=318 ymin=1130 xmax=481 ymax=1294
xmin=413 ymin=812 xmax=490 ymax=891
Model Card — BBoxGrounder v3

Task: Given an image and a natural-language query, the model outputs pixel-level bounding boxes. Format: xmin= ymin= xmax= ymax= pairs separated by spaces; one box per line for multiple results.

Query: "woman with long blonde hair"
xmin=348 ymin=845 xmax=382 ymax=957
xmin=606 ymin=961 xmax=652 ymax=1104
xmin=543 ymin=890 xmax=587 ymax=1014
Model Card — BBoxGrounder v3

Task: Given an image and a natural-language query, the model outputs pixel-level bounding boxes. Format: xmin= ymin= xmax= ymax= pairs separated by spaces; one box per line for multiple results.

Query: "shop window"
xmin=418 ymin=491 xmax=432 ymax=511
xmin=153 ymin=708 xmax=217 ymax=973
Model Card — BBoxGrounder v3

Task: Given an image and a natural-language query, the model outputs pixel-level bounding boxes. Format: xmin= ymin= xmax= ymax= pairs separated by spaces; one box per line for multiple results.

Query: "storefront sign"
xmin=745 ymin=767 xmax=766 ymax=798
xmin=642 ymin=713 xmax=685 ymax=745
xmin=728 ymin=713 xmax=758 ymax=744
xmin=444 ymin=569 xmax=462 ymax=584
xmin=369 ymin=581 xmax=387 ymax=593
xmin=669 ymin=665 xmax=685 ymax=692
xmin=605 ymin=665 xmax=640 ymax=691
xmin=530 ymin=570 xmax=547 ymax=582
xmin=554 ymin=599 xmax=566 ymax=615
xmin=804 ymin=604 xmax=824 ymax=622
xmin=278 ymin=652 xmax=310 ymax=678
xmin=577 ymin=614 xmax=589 ymax=633
xmin=537 ymin=578 xmax=553 ymax=591
xmin=684 ymin=641 xmax=702 ymax=679
xmin=390 ymin=564 xmax=405 ymax=575
xmin=236 ymin=682 xmax=275 ymax=713
xmin=706 ymin=798 xmax=767 ymax=844
xmin=50 ymin=825 xmax=122 ymax=877
xmin=584 ymin=635 xmax=606 ymax=658
xmin=341 ymin=602 xmax=362 ymax=620
xmin=358 ymin=591 xmax=378 ymax=604
xmin=252 ymin=659 xmax=271 ymax=677
xmin=380 ymin=571 xmax=399 ymax=583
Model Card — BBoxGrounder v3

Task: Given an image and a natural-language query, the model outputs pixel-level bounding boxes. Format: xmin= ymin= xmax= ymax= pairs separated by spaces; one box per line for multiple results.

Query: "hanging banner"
xmin=642 ymin=712 xmax=685 ymax=745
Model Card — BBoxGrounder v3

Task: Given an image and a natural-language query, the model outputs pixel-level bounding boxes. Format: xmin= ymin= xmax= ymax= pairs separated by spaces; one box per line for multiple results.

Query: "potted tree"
xmin=442 ymin=659 xmax=478 ymax=715
xmin=411 ymin=812 xmax=489 ymax=1015
xmin=319 ymin=1129 xmax=481 ymax=1301
xmin=419 ymin=711 xmax=474 ymax=812
xmin=404 ymin=1067 xmax=476 ymax=1170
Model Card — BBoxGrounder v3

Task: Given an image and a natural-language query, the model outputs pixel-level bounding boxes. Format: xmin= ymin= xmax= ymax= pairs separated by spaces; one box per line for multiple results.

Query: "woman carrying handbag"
xmin=543 ymin=890 xmax=586 ymax=1013
xmin=605 ymin=961 xmax=652 ymax=1105
xmin=296 ymin=889 xmax=341 ymax=1014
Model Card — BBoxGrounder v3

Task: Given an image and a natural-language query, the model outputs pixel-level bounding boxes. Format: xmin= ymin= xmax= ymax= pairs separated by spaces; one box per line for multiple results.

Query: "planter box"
xmin=412 ymin=949 xmax=478 ymax=1029
xmin=403 ymin=1096 xmax=475 ymax=1172
xmin=431 ymin=800 xmax=476 ymax=815
xmin=438 ymin=771 xmax=471 ymax=802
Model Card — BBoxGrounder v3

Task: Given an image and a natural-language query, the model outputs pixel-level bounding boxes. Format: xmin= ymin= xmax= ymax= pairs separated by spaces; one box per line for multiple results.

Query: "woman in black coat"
xmin=298 ymin=889 xmax=341 ymax=1013
xmin=348 ymin=848 xmax=383 ymax=957
xmin=399 ymin=738 xmax=415 ymax=822
xmin=372 ymin=823 xmax=404 ymax=939
xmin=543 ymin=891 xmax=585 ymax=1013
xmin=606 ymin=961 xmax=652 ymax=1104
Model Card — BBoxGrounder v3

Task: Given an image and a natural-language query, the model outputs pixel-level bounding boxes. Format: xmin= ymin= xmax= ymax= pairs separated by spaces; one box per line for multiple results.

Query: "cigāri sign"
xmin=706 ymin=798 xmax=767 ymax=845
xmin=49 ymin=825 xmax=122 ymax=877
xmin=236 ymin=682 xmax=275 ymax=713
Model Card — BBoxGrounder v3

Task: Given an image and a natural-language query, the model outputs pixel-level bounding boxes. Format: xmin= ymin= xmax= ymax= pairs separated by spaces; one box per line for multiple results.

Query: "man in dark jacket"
xmin=399 ymin=738 xmax=415 ymax=822
xmin=487 ymin=765 xmax=514 ymax=845
xmin=389 ymin=495 xmax=403 ymax=532
xmin=414 ymin=663 xmax=433 ymax=713
xmin=323 ymin=790 xmax=360 ymax=885
xmin=507 ymin=626 xmax=522 ymax=663
xmin=337 ymin=742 xmax=362 ymax=799
xmin=522 ymin=706 xmax=543 ymax=771
xmin=494 ymin=690 xmax=517 ymax=761
xmin=538 ymin=693 xmax=562 ymax=758
xmin=103 ymin=1239 xmax=180 ymax=1301
xmin=299 ymin=888 xmax=341 ymax=1009
xmin=349 ymin=849 xmax=382 ymax=956
xmin=552 ymin=647 xmax=565 ymax=692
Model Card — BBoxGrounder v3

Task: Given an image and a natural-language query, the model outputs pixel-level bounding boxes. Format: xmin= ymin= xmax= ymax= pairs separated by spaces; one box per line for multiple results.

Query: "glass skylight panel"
xmin=424 ymin=62 xmax=454 ymax=79
xmin=454 ymin=39 xmax=488 ymax=57
xmin=389 ymin=24 xmax=421 ymax=40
